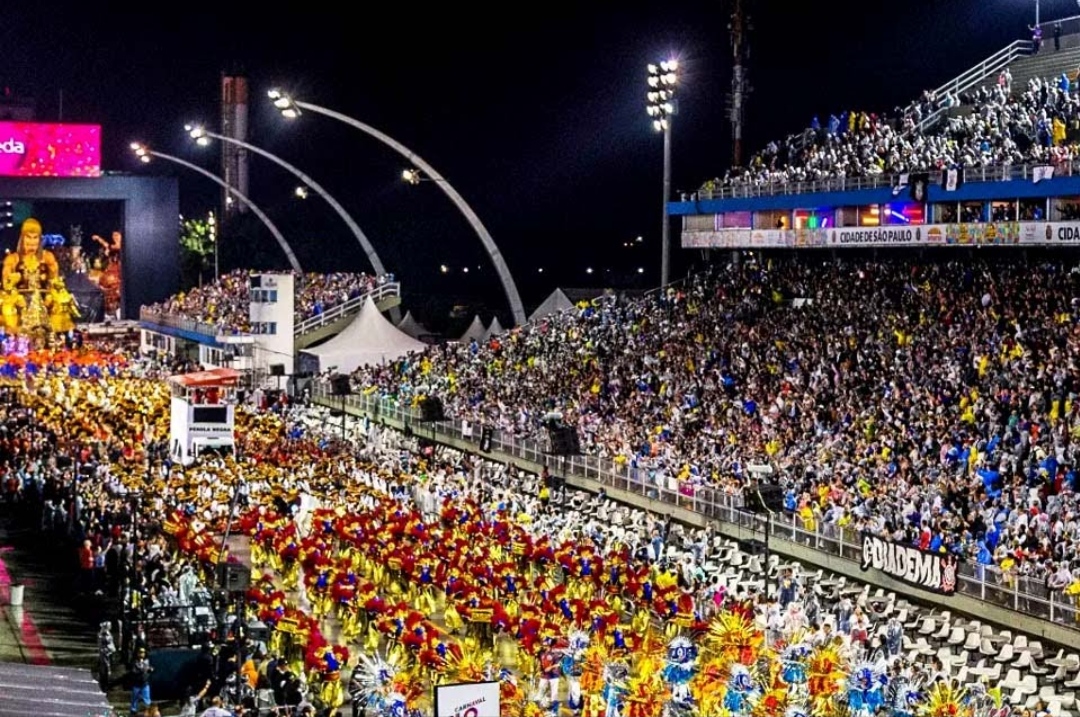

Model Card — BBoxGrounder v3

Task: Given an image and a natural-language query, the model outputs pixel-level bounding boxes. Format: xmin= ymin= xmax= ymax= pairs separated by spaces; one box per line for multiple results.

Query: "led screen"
xmin=0 ymin=122 xmax=101 ymax=177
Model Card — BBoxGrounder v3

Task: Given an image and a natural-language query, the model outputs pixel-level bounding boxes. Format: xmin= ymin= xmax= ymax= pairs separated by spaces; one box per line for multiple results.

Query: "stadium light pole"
xmin=184 ymin=124 xmax=389 ymax=278
xmin=266 ymin=90 xmax=527 ymax=327
xmin=130 ymin=143 xmax=303 ymax=274
xmin=647 ymin=59 xmax=679 ymax=288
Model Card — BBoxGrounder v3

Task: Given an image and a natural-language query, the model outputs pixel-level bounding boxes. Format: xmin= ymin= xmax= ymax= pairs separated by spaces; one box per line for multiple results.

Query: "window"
xmin=251 ymin=289 xmax=279 ymax=304
xmin=192 ymin=406 xmax=228 ymax=424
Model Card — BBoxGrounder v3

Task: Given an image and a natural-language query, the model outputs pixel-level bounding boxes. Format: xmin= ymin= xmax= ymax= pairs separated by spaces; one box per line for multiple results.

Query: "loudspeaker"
xmin=269 ymin=363 xmax=285 ymax=377
xmin=217 ymin=562 xmax=251 ymax=593
xmin=744 ymin=483 xmax=784 ymax=514
xmin=419 ymin=396 xmax=445 ymax=422
xmin=547 ymin=425 xmax=581 ymax=455
xmin=479 ymin=426 xmax=494 ymax=452
xmin=330 ymin=375 xmax=352 ymax=396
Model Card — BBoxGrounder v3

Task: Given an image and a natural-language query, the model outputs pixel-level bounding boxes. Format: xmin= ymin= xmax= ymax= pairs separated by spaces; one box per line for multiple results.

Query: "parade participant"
xmin=846 ymin=660 xmax=887 ymax=715
xmin=661 ymin=635 xmax=697 ymax=708
xmin=537 ymin=638 xmax=564 ymax=713
xmin=561 ymin=630 xmax=589 ymax=716
xmin=601 ymin=659 xmax=629 ymax=717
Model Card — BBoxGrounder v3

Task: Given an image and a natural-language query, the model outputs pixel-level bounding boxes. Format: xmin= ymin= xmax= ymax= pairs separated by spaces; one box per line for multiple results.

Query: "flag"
xmin=1033 ymin=165 xmax=1055 ymax=183
xmin=941 ymin=167 xmax=962 ymax=191
xmin=892 ymin=173 xmax=909 ymax=197
xmin=909 ymin=172 xmax=929 ymax=201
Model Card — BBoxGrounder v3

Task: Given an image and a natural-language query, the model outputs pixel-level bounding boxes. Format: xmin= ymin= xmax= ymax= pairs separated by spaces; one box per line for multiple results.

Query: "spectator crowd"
xmin=352 ymin=258 xmax=1080 ymax=588
xmin=710 ymin=70 xmax=1080 ymax=190
xmin=143 ymin=270 xmax=389 ymax=334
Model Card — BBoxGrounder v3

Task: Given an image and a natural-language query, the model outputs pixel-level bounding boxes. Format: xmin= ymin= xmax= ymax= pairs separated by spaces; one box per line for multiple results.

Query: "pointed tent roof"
xmin=302 ymin=296 xmax=425 ymax=374
xmin=458 ymin=315 xmax=487 ymax=343
xmin=528 ymin=288 xmax=576 ymax=323
xmin=396 ymin=310 xmax=430 ymax=339
xmin=483 ymin=316 xmax=505 ymax=340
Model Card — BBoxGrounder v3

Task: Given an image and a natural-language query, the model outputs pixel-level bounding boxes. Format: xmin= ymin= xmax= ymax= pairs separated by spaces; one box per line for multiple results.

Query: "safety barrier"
xmin=314 ymin=383 xmax=1080 ymax=633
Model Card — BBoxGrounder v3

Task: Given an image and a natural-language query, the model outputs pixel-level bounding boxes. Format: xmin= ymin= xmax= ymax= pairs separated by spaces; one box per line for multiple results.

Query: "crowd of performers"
xmin=6 ymin=359 xmax=1016 ymax=717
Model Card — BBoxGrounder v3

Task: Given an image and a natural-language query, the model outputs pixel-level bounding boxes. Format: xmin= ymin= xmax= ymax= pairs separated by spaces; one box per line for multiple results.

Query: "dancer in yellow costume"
xmin=47 ymin=278 xmax=81 ymax=333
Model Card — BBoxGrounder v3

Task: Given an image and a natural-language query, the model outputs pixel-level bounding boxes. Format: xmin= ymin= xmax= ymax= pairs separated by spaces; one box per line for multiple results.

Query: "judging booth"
xmin=168 ymin=367 xmax=240 ymax=465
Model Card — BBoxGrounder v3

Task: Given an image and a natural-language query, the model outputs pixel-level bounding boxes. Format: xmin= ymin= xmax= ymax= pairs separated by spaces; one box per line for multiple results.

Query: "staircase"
xmin=293 ymin=281 xmax=402 ymax=351
xmin=1004 ymin=44 xmax=1080 ymax=96
xmin=910 ymin=40 xmax=1032 ymax=134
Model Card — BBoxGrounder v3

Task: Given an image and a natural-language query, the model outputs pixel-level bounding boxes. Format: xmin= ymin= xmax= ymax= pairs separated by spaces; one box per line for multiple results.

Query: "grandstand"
xmin=138 ymin=270 xmax=401 ymax=374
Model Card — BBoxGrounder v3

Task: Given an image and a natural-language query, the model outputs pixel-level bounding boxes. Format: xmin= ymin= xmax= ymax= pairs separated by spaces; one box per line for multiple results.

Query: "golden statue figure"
xmin=1 ymin=217 xmax=64 ymax=347
xmin=46 ymin=278 xmax=80 ymax=334
xmin=0 ymin=275 xmax=26 ymax=336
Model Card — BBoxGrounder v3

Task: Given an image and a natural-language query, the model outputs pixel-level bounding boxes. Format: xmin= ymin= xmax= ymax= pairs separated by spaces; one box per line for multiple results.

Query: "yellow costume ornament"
xmin=0 ymin=275 xmax=26 ymax=336
xmin=46 ymin=277 xmax=80 ymax=333
xmin=806 ymin=643 xmax=847 ymax=717
xmin=705 ymin=611 xmax=764 ymax=668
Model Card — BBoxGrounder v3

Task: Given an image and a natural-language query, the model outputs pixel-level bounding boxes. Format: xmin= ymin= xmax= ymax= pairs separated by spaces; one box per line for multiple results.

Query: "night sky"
xmin=0 ymin=1 xmax=1069 ymax=325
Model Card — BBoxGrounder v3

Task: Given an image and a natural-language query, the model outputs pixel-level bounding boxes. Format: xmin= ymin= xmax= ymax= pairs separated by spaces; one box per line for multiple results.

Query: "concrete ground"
xmin=0 ymin=502 xmax=129 ymax=713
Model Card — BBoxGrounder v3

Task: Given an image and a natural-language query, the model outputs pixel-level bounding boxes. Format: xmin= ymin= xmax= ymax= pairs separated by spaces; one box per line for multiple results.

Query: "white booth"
xmin=168 ymin=367 xmax=240 ymax=465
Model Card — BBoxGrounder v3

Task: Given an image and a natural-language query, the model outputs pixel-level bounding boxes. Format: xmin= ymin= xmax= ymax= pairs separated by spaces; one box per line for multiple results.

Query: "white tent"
xmin=459 ymin=315 xmax=487 ymax=343
xmin=483 ymin=316 xmax=505 ymax=339
xmin=396 ymin=310 xmax=430 ymax=339
xmin=302 ymin=296 xmax=425 ymax=374
xmin=528 ymin=288 xmax=575 ymax=323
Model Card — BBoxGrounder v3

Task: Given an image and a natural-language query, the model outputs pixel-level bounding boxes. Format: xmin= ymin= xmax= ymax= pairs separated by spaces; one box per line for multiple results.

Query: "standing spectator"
xmin=1055 ymin=21 xmax=1063 ymax=51
xmin=77 ymin=538 xmax=94 ymax=593
xmin=198 ymin=696 xmax=232 ymax=717
xmin=1032 ymin=24 xmax=1044 ymax=53
xmin=128 ymin=646 xmax=153 ymax=715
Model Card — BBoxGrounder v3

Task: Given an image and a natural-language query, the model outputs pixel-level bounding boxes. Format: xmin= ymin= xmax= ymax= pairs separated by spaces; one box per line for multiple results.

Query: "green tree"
xmin=179 ymin=214 xmax=216 ymax=288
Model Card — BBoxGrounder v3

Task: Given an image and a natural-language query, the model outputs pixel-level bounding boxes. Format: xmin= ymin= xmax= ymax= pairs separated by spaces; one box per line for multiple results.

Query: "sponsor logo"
xmin=0 ymin=139 xmax=25 ymax=154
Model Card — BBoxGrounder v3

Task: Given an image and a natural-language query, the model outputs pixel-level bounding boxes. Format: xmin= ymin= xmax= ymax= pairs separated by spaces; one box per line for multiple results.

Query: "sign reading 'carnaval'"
xmin=860 ymin=534 xmax=958 ymax=595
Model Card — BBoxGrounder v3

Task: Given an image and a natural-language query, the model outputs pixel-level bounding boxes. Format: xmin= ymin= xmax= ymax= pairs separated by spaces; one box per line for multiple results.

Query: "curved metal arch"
xmin=199 ymin=129 xmax=389 ymax=278
xmin=290 ymin=100 xmax=526 ymax=326
xmin=148 ymin=149 xmax=303 ymax=273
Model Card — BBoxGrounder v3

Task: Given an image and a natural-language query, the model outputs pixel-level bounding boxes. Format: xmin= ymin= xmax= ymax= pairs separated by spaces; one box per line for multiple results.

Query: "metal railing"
xmin=137 ymin=309 xmax=246 ymax=339
xmin=910 ymin=40 xmax=1033 ymax=135
xmin=315 ymin=383 xmax=1080 ymax=632
xmin=138 ymin=283 xmax=401 ymax=340
xmin=695 ymin=159 xmax=1077 ymax=201
xmin=293 ymin=282 xmax=400 ymax=336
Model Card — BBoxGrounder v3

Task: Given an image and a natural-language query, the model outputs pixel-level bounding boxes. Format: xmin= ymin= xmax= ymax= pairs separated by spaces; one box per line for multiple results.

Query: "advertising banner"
xmin=1036 ymin=222 xmax=1080 ymax=244
xmin=433 ymin=681 xmax=501 ymax=717
xmin=682 ymin=221 xmax=1042 ymax=249
xmin=860 ymin=534 xmax=959 ymax=595
xmin=0 ymin=122 xmax=101 ymax=177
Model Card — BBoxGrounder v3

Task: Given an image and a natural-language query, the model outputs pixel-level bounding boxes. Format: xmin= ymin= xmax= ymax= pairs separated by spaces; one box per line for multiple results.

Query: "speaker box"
xmin=217 ymin=562 xmax=251 ymax=593
xmin=419 ymin=396 xmax=445 ymax=422
xmin=547 ymin=425 xmax=580 ymax=455
xmin=269 ymin=363 xmax=285 ymax=377
xmin=744 ymin=483 xmax=784 ymax=514
xmin=330 ymin=375 xmax=352 ymax=396
xmin=479 ymin=425 xmax=494 ymax=452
